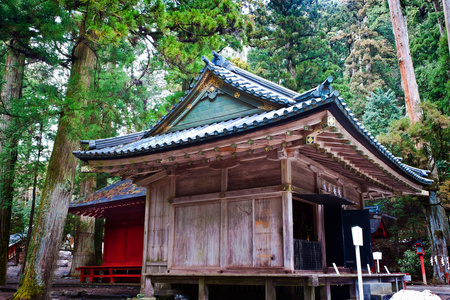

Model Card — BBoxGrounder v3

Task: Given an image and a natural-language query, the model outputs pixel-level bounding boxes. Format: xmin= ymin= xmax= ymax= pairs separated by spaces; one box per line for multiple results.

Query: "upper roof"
xmin=73 ymin=51 xmax=432 ymax=192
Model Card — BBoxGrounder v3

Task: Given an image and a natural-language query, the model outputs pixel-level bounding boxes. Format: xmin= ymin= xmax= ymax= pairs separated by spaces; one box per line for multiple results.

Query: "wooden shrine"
xmin=69 ymin=179 xmax=146 ymax=283
xmin=73 ymin=51 xmax=432 ymax=299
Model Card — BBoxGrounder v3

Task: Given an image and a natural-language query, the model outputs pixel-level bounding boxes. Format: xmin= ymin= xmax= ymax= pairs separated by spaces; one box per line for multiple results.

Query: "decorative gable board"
xmin=153 ymin=69 xmax=284 ymax=135
xmin=170 ymin=89 xmax=269 ymax=132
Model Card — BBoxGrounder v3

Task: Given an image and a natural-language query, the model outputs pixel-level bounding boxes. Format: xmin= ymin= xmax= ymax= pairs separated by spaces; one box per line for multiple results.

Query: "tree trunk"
xmin=19 ymin=122 xmax=43 ymax=278
xmin=443 ymin=0 xmax=450 ymax=56
xmin=388 ymin=0 xmax=450 ymax=283
xmin=423 ymin=192 xmax=450 ymax=283
xmin=431 ymin=0 xmax=445 ymax=37
xmin=0 ymin=45 xmax=25 ymax=285
xmin=69 ymin=175 xmax=96 ymax=277
xmin=12 ymin=34 xmax=96 ymax=299
xmin=387 ymin=0 xmax=421 ymax=124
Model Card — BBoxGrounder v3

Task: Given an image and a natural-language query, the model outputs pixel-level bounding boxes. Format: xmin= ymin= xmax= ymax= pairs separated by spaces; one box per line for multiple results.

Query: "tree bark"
xmin=388 ymin=0 xmax=450 ymax=283
xmin=0 ymin=45 xmax=25 ymax=285
xmin=69 ymin=175 xmax=96 ymax=277
xmin=442 ymin=0 xmax=450 ymax=56
xmin=19 ymin=122 xmax=43 ymax=278
xmin=423 ymin=192 xmax=450 ymax=283
xmin=12 ymin=33 xmax=96 ymax=299
xmin=387 ymin=0 xmax=421 ymax=124
xmin=431 ymin=0 xmax=445 ymax=37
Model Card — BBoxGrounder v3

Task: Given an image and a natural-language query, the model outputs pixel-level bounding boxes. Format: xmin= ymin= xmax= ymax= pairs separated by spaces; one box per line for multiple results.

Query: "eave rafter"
xmin=80 ymin=109 xmax=424 ymax=196
xmin=82 ymin=129 xmax=306 ymax=181
xmin=300 ymin=112 xmax=424 ymax=195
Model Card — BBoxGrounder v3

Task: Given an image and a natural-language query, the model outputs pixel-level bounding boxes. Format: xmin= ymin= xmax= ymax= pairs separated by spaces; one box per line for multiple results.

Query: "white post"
xmin=373 ymin=252 xmax=382 ymax=274
xmin=352 ymin=226 xmax=364 ymax=300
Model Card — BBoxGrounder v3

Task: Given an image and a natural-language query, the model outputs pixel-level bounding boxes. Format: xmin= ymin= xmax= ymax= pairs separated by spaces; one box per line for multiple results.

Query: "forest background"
xmin=0 ymin=0 xmax=449 ymax=297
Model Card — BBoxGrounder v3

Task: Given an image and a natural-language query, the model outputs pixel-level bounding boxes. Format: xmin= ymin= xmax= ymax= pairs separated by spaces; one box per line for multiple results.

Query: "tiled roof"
xmin=69 ymin=179 xmax=146 ymax=209
xmin=73 ymin=51 xmax=432 ymax=186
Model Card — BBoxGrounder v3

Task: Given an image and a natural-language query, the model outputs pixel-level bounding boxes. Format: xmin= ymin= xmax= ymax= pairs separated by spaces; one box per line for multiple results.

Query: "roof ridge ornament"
xmin=208 ymin=50 xmax=235 ymax=71
xmin=294 ymin=76 xmax=334 ymax=102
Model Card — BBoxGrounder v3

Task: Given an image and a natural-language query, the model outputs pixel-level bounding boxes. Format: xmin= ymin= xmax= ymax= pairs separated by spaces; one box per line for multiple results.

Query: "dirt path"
xmin=0 ymin=251 xmax=140 ymax=300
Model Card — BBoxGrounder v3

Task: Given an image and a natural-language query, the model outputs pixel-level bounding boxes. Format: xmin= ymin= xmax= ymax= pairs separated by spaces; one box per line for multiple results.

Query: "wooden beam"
xmin=135 ymin=170 xmax=168 ymax=187
xmin=171 ymin=185 xmax=283 ymax=205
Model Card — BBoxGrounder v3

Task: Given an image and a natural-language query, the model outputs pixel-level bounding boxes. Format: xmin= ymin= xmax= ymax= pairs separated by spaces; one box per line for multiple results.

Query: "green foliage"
xmin=338 ymin=0 xmax=400 ymax=117
xmin=398 ymin=243 xmax=433 ymax=281
xmin=140 ymin=0 xmax=249 ymax=80
xmin=248 ymin=0 xmax=341 ymax=92
xmin=0 ymin=0 xmax=73 ymax=65
xmin=379 ymin=102 xmax=450 ymax=187
xmin=362 ymin=89 xmax=404 ymax=137
xmin=366 ymin=195 xmax=429 ymax=273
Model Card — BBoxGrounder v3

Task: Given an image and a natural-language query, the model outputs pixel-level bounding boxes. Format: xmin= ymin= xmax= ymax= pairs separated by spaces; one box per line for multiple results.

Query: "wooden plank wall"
xmin=291 ymin=160 xmax=316 ymax=193
xmin=174 ymin=203 xmax=221 ymax=266
xmin=176 ymin=168 xmax=221 ymax=197
xmin=142 ymin=154 xmax=363 ymax=274
xmin=171 ymin=196 xmax=283 ymax=269
xmin=144 ymin=178 xmax=171 ymax=274
xmin=228 ymin=159 xmax=281 ymax=191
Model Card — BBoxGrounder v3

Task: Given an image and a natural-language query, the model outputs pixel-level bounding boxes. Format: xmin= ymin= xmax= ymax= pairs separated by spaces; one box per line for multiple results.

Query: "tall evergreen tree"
xmin=248 ymin=0 xmax=339 ymax=92
xmin=12 ymin=0 xmax=247 ymax=298
xmin=0 ymin=44 xmax=25 ymax=286
xmin=0 ymin=0 xmax=70 ymax=284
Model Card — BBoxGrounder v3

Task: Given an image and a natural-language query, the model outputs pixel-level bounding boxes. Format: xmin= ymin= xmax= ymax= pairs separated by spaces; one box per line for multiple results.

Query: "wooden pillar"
xmin=304 ymin=286 xmax=315 ymax=300
xmin=316 ymin=205 xmax=327 ymax=269
xmin=199 ymin=277 xmax=209 ymax=300
xmin=265 ymin=278 xmax=276 ymax=300
xmin=305 ymin=276 xmax=319 ymax=300
xmin=167 ymin=175 xmax=176 ymax=269
xmin=281 ymin=154 xmax=294 ymax=271
xmin=144 ymin=276 xmax=155 ymax=297
xmin=349 ymin=280 xmax=357 ymax=299
xmin=220 ymin=168 xmax=228 ymax=270
xmin=141 ymin=185 xmax=152 ymax=295
xmin=321 ymin=279 xmax=331 ymax=300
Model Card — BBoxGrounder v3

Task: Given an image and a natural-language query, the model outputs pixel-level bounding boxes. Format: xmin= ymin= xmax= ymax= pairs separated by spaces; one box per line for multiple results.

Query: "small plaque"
xmin=351 ymin=226 xmax=363 ymax=246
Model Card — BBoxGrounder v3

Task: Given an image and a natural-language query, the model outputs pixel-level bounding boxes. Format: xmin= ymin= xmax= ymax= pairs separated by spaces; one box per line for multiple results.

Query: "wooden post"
xmin=321 ymin=278 xmax=331 ymax=300
xmin=265 ymin=278 xmax=276 ymax=300
xmin=141 ymin=185 xmax=152 ymax=294
xmin=304 ymin=286 xmax=315 ymax=300
xmin=220 ymin=168 xmax=228 ymax=270
xmin=281 ymin=156 xmax=294 ymax=271
xmin=419 ymin=254 xmax=427 ymax=285
xmin=145 ymin=277 xmax=155 ymax=297
xmin=167 ymin=175 xmax=176 ymax=269
xmin=199 ymin=277 xmax=209 ymax=300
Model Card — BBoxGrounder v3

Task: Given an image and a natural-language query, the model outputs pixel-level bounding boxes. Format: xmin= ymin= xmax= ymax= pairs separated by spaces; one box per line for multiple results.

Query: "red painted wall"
xmin=103 ymin=204 xmax=145 ymax=266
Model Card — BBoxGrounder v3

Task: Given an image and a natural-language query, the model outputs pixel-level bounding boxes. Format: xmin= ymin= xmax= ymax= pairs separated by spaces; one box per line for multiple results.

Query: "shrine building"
xmin=72 ymin=51 xmax=432 ymax=300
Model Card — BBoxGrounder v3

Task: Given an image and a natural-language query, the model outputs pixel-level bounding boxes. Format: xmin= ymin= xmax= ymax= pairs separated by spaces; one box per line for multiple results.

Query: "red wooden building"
xmin=69 ymin=179 xmax=146 ymax=283
xmin=73 ymin=51 xmax=432 ymax=299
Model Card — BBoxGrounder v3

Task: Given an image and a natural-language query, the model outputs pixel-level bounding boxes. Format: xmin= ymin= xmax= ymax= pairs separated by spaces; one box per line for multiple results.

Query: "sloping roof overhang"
xmin=72 ymin=52 xmax=432 ymax=197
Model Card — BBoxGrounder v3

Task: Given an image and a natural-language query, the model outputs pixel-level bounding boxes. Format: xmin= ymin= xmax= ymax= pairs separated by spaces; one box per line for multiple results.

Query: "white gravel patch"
xmin=391 ymin=289 xmax=441 ymax=300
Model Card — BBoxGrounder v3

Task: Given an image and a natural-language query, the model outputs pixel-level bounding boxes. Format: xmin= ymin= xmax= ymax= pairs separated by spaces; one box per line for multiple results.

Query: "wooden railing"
xmin=76 ymin=265 xmax=141 ymax=283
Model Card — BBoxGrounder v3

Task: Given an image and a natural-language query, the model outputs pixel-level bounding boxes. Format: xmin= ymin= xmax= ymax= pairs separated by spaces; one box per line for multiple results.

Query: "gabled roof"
xmin=69 ymin=179 xmax=146 ymax=217
xmin=73 ymin=51 xmax=432 ymax=192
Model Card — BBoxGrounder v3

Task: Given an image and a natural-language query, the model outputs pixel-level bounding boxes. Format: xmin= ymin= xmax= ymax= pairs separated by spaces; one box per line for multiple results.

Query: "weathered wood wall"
xmin=141 ymin=153 xmax=364 ymax=275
